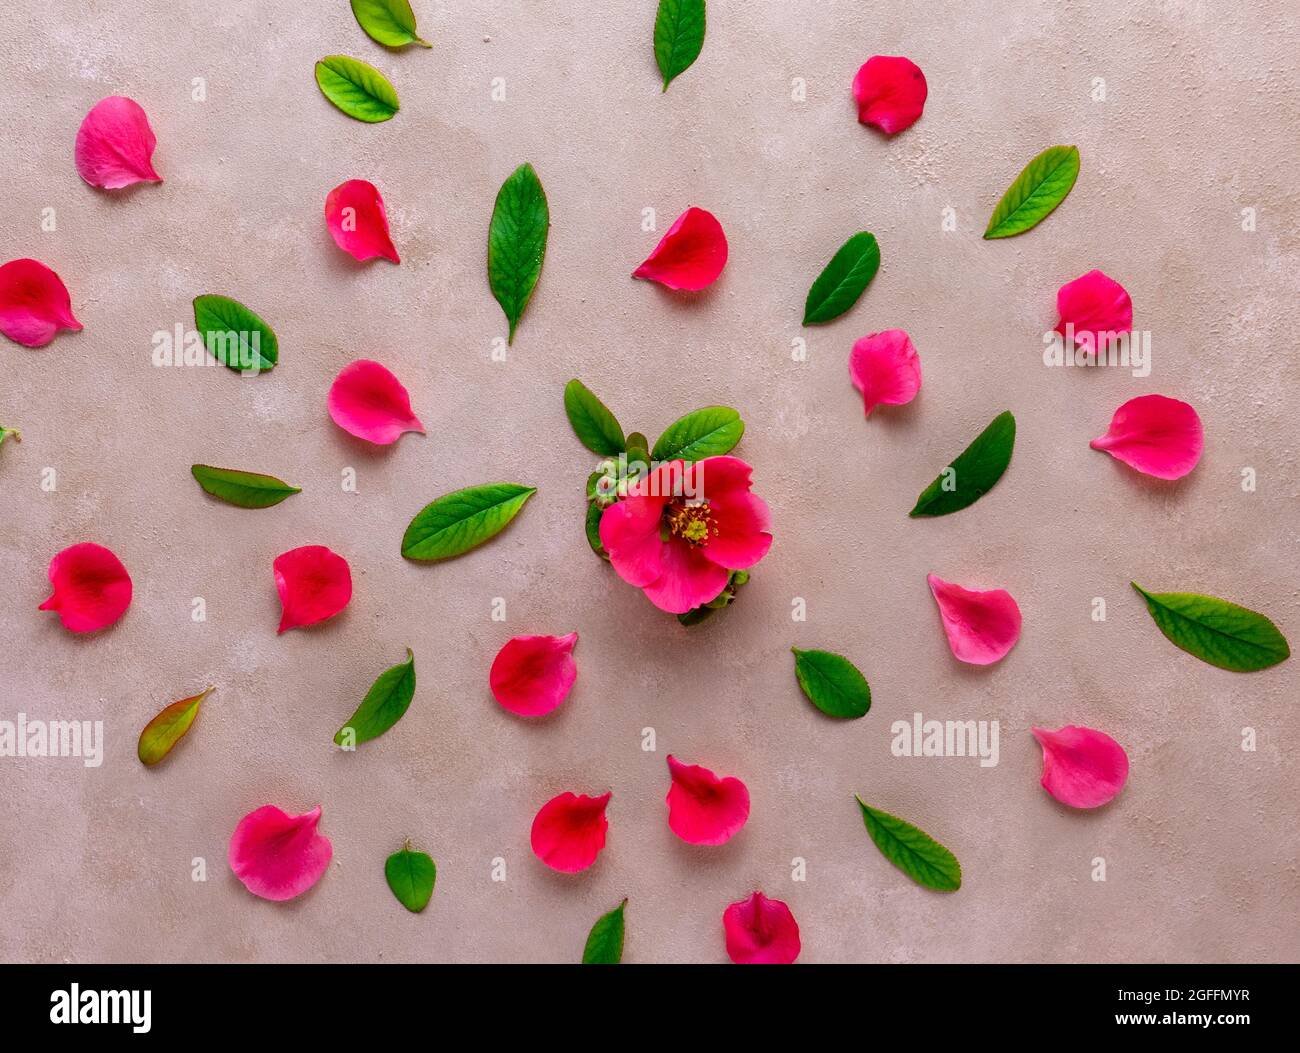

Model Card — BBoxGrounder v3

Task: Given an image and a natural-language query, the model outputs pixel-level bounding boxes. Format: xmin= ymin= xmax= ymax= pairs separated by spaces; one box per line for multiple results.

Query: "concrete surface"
xmin=0 ymin=0 xmax=1297 ymax=963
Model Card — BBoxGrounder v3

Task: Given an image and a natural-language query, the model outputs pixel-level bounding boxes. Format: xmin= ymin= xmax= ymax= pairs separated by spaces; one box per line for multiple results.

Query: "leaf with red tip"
xmin=723 ymin=891 xmax=800 ymax=964
xmin=228 ymin=804 xmax=333 ymax=901
xmin=853 ymin=55 xmax=928 ymax=135
xmin=489 ymin=632 xmax=578 ymax=717
xmin=632 ymin=207 xmax=728 ymax=291
xmin=273 ymin=545 xmax=352 ymax=633
xmin=38 ymin=542 xmax=132 ymax=633
xmin=325 ymin=179 xmax=400 ymax=263
xmin=138 ymin=686 xmax=213 ymax=766
xmin=1032 ymin=725 xmax=1129 ymax=809
xmin=1090 ymin=394 xmax=1203 ymax=480
xmin=849 ymin=329 xmax=921 ymax=416
xmin=927 ymin=573 xmax=1021 ymax=665
xmin=665 ymin=755 xmax=749 ymax=845
xmin=327 ymin=360 xmax=424 ymax=445
xmin=0 ymin=425 xmax=19 ymax=448
xmin=1055 ymin=269 xmax=1132 ymax=354
xmin=0 ymin=259 xmax=82 ymax=348
xmin=530 ymin=791 xmax=610 ymax=873
xmin=74 ymin=96 xmax=162 ymax=189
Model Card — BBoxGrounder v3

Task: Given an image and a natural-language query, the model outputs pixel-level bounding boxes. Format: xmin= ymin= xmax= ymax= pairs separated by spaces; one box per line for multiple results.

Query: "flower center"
xmin=666 ymin=501 xmax=716 ymax=545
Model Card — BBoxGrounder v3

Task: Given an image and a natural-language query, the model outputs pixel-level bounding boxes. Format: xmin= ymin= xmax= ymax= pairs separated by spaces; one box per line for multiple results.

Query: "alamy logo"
xmin=50 ymin=984 xmax=151 ymax=1033
xmin=0 ymin=715 xmax=103 ymax=767
xmin=891 ymin=712 xmax=999 ymax=768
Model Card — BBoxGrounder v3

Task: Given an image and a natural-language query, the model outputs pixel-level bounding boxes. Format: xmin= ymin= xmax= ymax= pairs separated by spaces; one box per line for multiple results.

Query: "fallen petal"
xmin=848 ymin=329 xmax=921 ymax=416
xmin=228 ymin=804 xmax=333 ymax=901
xmin=853 ymin=55 xmax=927 ymax=135
xmin=530 ymin=791 xmax=610 ymax=873
xmin=666 ymin=755 xmax=750 ymax=845
xmin=632 ymin=207 xmax=728 ymax=291
xmin=74 ymin=96 xmax=162 ymax=189
xmin=1032 ymin=725 xmax=1129 ymax=808
xmin=927 ymin=573 xmax=1021 ymax=665
xmin=1055 ymin=269 xmax=1132 ymax=354
xmin=0 ymin=259 xmax=82 ymax=348
xmin=490 ymin=632 xmax=578 ymax=717
xmin=38 ymin=542 xmax=132 ymax=633
xmin=723 ymin=891 xmax=801 ymax=964
xmin=327 ymin=359 xmax=424 ymax=445
xmin=1090 ymin=394 xmax=1203 ymax=480
xmin=273 ymin=545 xmax=352 ymax=633
xmin=324 ymin=179 xmax=400 ymax=263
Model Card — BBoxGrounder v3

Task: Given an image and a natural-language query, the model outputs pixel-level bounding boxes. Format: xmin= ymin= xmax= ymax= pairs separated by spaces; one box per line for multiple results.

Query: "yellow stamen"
xmin=666 ymin=502 xmax=716 ymax=545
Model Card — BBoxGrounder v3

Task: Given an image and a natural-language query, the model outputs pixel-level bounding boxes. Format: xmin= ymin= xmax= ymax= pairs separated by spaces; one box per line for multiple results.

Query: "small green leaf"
xmin=351 ymin=0 xmax=431 ymax=48
xmin=856 ymin=797 xmax=961 ymax=892
xmin=585 ymin=501 xmax=608 ymax=559
xmin=651 ymin=407 xmax=743 ymax=462
xmin=654 ymin=0 xmax=706 ymax=91
xmin=1131 ymin=584 xmax=1290 ymax=672
xmin=564 ymin=380 xmax=625 ymax=456
xmin=334 ymin=649 xmax=416 ymax=746
xmin=910 ymin=411 xmax=1015 ymax=517
xmin=0 ymin=426 xmax=20 ymax=448
xmin=402 ymin=483 xmax=536 ymax=561
xmin=314 ymin=55 xmax=400 ymax=123
xmin=791 ymin=648 xmax=871 ymax=719
xmin=138 ymin=686 xmax=213 ymax=766
xmin=802 ymin=232 xmax=881 ymax=325
xmin=983 ymin=145 xmax=1080 ymax=239
xmin=192 ymin=295 xmax=278 ymax=373
xmin=190 ymin=464 xmax=300 ymax=509
xmin=582 ymin=898 xmax=627 ymax=964
xmin=385 ymin=842 xmax=436 ymax=912
xmin=488 ymin=163 xmax=549 ymax=344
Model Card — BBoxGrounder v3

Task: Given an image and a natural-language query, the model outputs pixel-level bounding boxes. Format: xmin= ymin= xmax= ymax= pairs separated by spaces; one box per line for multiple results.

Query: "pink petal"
xmin=327 ymin=359 xmax=424 ymax=445
xmin=1090 ymin=394 xmax=1203 ymax=480
xmin=1055 ymin=269 xmax=1133 ymax=353
xmin=927 ymin=573 xmax=1022 ymax=665
xmin=640 ymin=538 xmax=731 ymax=614
xmin=0 ymin=259 xmax=82 ymax=348
xmin=273 ymin=545 xmax=352 ymax=633
xmin=848 ymin=329 xmax=922 ymax=416
xmin=632 ymin=207 xmax=728 ymax=291
xmin=489 ymin=632 xmax=578 ymax=717
xmin=600 ymin=495 xmax=669 ymax=588
xmin=1032 ymin=726 xmax=1129 ymax=809
xmin=324 ymin=179 xmax=400 ymax=264
xmin=530 ymin=791 xmax=610 ymax=873
xmin=853 ymin=56 xmax=928 ymax=135
xmin=228 ymin=804 xmax=332 ymax=901
xmin=701 ymin=491 xmax=772 ymax=570
xmin=723 ymin=891 xmax=801 ymax=965
xmin=666 ymin=755 xmax=750 ymax=845
xmin=38 ymin=542 xmax=132 ymax=633
xmin=74 ymin=96 xmax=162 ymax=190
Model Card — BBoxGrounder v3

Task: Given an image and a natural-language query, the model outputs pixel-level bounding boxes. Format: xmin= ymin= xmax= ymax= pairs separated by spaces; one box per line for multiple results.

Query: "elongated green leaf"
xmin=138 ymin=686 xmax=212 ymax=766
xmin=351 ymin=0 xmax=431 ymax=48
xmin=654 ymin=0 xmax=706 ymax=91
xmin=335 ymin=649 xmax=416 ymax=745
xmin=910 ymin=411 xmax=1015 ymax=517
xmin=564 ymin=380 xmax=625 ymax=456
xmin=983 ymin=145 xmax=1080 ymax=239
xmin=314 ymin=55 xmax=400 ymax=122
xmin=582 ymin=898 xmax=627 ymax=964
xmin=385 ymin=842 xmax=436 ymax=912
xmin=402 ymin=483 xmax=536 ymax=561
xmin=0 ymin=425 xmax=19 ymax=448
xmin=488 ymin=163 xmax=549 ymax=344
xmin=791 ymin=647 xmax=871 ymax=719
xmin=856 ymin=797 xmax=961 ymax=892
xmin=651 ymin=407 xmax=743 ymax=462
xmin=190 ymin=464 xmax=300 ymax=509
xmin=192 ymin=295 xmax=278 ymax=373
xmin=1131 ymin=583 xmax=1290 ymax=672
xmin=585 ymin=501 xmax=608 ymax=559
xmin=803 ymin=232 xmax=880 ymax=325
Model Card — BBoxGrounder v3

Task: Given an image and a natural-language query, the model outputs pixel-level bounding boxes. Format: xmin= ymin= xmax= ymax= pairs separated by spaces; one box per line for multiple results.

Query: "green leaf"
xmin=1131 ymin=584 xmax=1290 ymax=672
xmin=192 ymin=295 xmax=278 ymax=373
xmin=910 ymin=410 xmax=1015 ymax=518
xmin=334 ymin=649 xmax=417 ymax=746
xmin=802 ymin=232 xmax=881 ymax=325
xmin=791 ymin=647 xmax=871 ymax=719
xmin=402 ymin=483 xmax=536 ymax=561
xmin=488 ymin=163 xmax=549 ymax=344
xmin=564 ymin=380 xmax=625 ymax=456
xmin=138 ymin=686 xmax=212 ymax=766
xmin=351 ymin=0 xmax=431 ymax=48
xmin=384 ymin=842 xmax=436 ymax=912
xmin=856 ymin=797 xmax=961 ymax=892
xmin=983 ymin=145 xmax=1080 ymax=239
xmin=585 ymin=501 xmax=608 ymax=559
xmin=654 ymin=0 xmax=706 ymax=91
xmin=190 ymin=464 xmax=300 ymax=509
xmin=314 ymin=55 xmax=400 ymax=123
xmin=651 ymin=407 xmax=743 ymax=462
xmin=0 ymin=425 xmax=19 ymax=448
xmin=582 ymin=898 xmax=627 ymax=964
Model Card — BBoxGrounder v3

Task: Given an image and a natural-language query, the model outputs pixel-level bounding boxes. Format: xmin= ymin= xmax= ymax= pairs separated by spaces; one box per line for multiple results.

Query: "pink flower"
xmin=327 ymin=360 xmax=424 ymax=445
xmin=632 ymin=207 xmax=728 ymax=291
xmin=849 ymin=329 xmax=921 ymax=416
xmin=74 ymin=96 xmax=162 ymax=189
xmin=723 ymin=891 xmax=801 ymax=964
xmin=0 ymin=259 xmax=82 ymax=348
xmin=852 ymin=56 xmax=928 ymax=135
xmin=489 ymin=632 xmax=578 ymax=717
xmin=927 ymin=573 xmax=1022 ymax=665
xmin=1032 ymin=726 xmax=1129 ymax=809
xmin=228 ymin=804 xmax=333 ymax=901
xmin=1055 ymin=270 xmax=1132 ymax=354
xmin=324 ymin=179 xmax=400 ymax=263
xmin=1090 ymin=394 xmax=1203 ymax=480
xmin=273 ymin=545 xmax=352 ymax=633
xmin=666 ymin=755 xmax=750 ymax=845
xmin=599 ymin=456 xmax=772 ymax=614
xmin=38 ymin=542 xmax=132 ymax=633
xmin=530 ymin=791 xmax=610 ymax=873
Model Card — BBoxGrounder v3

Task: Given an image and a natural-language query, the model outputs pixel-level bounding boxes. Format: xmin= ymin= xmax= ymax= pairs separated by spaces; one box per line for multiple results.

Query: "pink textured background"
xmin=1 ymin=1 xmax=1297 ymax=963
